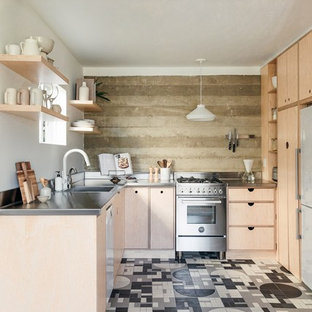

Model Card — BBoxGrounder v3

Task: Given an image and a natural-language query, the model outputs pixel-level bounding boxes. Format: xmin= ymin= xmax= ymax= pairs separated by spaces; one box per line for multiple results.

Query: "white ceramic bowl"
xmin=37 ymin=195 xmax=49 ymax=203
xmin=35 ymin=36 xmax=55 ymax=54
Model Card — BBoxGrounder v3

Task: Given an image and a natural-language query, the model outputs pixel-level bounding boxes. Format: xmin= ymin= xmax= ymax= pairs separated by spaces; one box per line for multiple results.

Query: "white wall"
xmin=0 ymin=0 xmax=85 ymax=191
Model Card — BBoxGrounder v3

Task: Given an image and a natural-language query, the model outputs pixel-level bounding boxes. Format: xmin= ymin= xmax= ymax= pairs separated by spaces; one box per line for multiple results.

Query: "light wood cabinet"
xmin=277 ymin=44 xmax=298 ymax=108
xmin=277 ymin=106 xmax=300 ymax=279
xmin=299 ymin=32 xmax=312 ymax=100
xmin=150 ymin=188 xmax=175 ymax=249
xmin=227 ymin=187 xmax=276 ymax=257
xmin=125 ymin=186 xmax=175 ymax=250
xmin=124 ymin=187 xmax=149 ymax=249
xmin=112 ymin=189 xmax=125 ymax=278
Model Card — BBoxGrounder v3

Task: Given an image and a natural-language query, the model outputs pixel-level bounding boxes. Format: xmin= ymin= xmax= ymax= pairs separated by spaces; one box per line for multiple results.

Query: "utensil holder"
xmin=160 ymin=168 xmax=170 ymax=181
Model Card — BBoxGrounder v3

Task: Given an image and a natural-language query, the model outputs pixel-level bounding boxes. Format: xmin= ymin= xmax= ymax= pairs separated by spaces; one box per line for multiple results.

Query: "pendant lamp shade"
xmin=186 ymin=58 xmax=216 ymax=122
xmin=186 ymin=104 xmax=216 ymax=121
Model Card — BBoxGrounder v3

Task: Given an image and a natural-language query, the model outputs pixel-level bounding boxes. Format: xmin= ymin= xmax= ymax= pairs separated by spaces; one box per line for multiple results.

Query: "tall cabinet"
xmin=277 ymin=107 xmax=300 ymax=278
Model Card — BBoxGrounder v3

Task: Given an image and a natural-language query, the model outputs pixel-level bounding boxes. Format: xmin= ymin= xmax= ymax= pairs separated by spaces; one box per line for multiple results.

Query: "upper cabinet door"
xmin=277 ymin=51 xmax=288 ymax=108
xmin=287 ymin=44 xmax=298 ymax=104
xmin=299 ymin=32 xmax=312 ymax=100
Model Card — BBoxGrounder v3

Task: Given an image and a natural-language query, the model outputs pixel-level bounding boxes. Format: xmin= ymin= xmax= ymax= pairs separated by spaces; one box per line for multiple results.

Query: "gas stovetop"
xmin=176 ymin=176 xmax=223 ymax=184
xmin=175 ymin=173 xmax=226 ymax=196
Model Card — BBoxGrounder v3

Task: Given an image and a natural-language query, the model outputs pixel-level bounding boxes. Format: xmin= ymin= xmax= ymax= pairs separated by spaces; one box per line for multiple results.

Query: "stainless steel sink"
xmin=70 ymin=186 xmax=114 ymax=193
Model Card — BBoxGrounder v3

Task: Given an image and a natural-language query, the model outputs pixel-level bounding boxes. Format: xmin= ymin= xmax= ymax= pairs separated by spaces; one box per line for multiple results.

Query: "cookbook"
xmin=98 ymin=153 xmax=133 ymax=176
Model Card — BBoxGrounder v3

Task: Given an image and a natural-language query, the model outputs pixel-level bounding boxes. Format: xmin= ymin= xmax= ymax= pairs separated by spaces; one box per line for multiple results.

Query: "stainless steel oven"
xmin=176 ymin=196 xmax=226 ymax=236
xmin=175 ymin=172 xmax=227 ymax=259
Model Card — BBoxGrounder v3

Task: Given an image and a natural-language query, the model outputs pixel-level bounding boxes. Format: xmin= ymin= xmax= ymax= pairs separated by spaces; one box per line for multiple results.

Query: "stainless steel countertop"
xmin=225 ymin=179 xmax=277 ymax=188
xmin=0 ymin=180 xmax=175 ymax=216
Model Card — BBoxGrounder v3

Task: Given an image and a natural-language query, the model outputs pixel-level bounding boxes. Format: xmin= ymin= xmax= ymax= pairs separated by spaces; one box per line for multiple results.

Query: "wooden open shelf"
xmin=0 ymin=54 xmax=69 ymax=85
xmin=268 ymin=88 xmax=277 ymax=94
xmin=69 ymin=100 xmax=102 ymax=112
xmin=69 ymin=126 xmax=101 ymax=134
xmin=269 ymin=120 xmax=277 ymax=123
xmin=269 ymin=150 xmax=278 ymax=154
xmin=0 ymin=104 xmax=68 ymax=121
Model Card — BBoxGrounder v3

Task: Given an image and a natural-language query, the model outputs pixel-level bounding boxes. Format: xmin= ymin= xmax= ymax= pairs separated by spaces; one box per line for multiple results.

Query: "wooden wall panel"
xmin=84 ymin=75 xmax=261 ymax=172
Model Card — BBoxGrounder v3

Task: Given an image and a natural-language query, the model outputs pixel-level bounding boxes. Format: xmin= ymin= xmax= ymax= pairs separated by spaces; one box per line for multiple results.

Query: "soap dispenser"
xmin=55 ymin=171 xmax=63 ymax=192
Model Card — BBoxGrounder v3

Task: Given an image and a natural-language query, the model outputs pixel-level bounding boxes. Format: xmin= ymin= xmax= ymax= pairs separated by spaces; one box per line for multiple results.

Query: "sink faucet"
xmin=67 ymin=167 xmax=78 ymax=189
xmin=62 ymin=149 xmax=90 ymax=190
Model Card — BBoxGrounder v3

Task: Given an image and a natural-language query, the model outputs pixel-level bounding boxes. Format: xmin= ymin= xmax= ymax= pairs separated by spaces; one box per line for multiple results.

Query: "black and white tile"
xmin=107 ymin=255 xmax=312 ymax=312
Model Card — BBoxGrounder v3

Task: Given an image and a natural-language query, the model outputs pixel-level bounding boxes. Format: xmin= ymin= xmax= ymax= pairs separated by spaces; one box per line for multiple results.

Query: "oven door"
xmin=176 ymin=196 xmax=226 ymax=236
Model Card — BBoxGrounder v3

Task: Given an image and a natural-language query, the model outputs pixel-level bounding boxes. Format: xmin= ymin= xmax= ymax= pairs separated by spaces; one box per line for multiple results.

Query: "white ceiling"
xmin=24 ymin=0 xmax=312 ymax=68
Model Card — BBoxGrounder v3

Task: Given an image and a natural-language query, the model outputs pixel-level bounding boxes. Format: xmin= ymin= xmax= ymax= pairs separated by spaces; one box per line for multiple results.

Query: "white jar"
xmin=79 ymin=82 xmax=89 ymax=101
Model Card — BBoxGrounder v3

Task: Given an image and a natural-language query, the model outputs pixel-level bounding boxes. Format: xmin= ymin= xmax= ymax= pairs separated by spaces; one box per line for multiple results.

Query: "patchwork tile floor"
xmin=107 ymin=253 xmax=312 ymax=312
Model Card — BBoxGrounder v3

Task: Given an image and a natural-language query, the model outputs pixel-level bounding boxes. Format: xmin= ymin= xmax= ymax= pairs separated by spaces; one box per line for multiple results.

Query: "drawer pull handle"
xmin=248 ymin=188 xmax=254 ymax=192
xmin=248 ymin=202 xmax=254 ymax=206
xmin=135 ymin=190 xmax=138 ymax=194
xmin=248 ymin=226 xmax=255 ymax=231
xmin=160 ymin=190 xmax=163 ymax=194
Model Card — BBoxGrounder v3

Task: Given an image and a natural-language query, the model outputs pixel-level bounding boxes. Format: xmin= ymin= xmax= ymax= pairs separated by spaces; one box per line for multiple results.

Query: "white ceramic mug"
xmin=5 ymin=43 xmax=21 ymax=55
xmin=4 ymin=88 xmax=17 ymax=105
xmin=30 ymin=88 xmax=43 ymax=105
xmin=20 ymin=37 xmax=42 ymax=55
xmin=160 ymin=168 xmax=171 ymax=182
xmin=17 ymin=88 xmax=30 ymax=105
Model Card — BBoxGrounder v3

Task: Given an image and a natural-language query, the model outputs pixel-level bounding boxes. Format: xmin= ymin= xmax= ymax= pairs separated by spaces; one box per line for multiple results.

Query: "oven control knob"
xmin=189 ymin=189 xmax=192 ymax=193
xmin=197 ymin=189 xmax=200 ymax=193
xmin=198 ymin=227 xmax=205 ymax=233
xmin=208 ymin=189 xmax=212 ymax=194
xmin=219 ymin=189 xmax=223 ymax=194
xmin=214 ymin=188 xmax=217 ymax=194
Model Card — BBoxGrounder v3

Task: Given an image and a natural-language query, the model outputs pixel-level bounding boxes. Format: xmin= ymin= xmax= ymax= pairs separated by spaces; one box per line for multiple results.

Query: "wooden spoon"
xmin=163 ymin=159 xmax=167 ymax=168
xmin=157 ymin=160 xmax=164 ymax=168
xmin=167 ymin=160 xmax=172 ymax=168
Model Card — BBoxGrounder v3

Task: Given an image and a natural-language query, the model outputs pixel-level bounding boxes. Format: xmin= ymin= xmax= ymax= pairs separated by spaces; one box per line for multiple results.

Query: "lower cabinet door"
xmin=228 ymin=227 xmax=275 ymax=250
xmin=150 ymin=188 xmax=175 ymax=249
xmin=125 ymin=187 xmax=149 ymax=248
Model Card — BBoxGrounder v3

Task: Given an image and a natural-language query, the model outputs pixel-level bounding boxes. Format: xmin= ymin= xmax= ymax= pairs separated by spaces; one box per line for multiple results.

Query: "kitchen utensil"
xmin=5 ymin=43 xmax=21 ymax=55
xmin=228 ymin=131 xmax=232 ymax=150
xmin=157 ymin=160 xmax=164 ymax=168
xmin=22 ymin=162 xmax=34 ymax=201
xmin=4 ymin=88 xmax=17 ymax=105
xmin=20 ymin=37 xmax=42 ymax=55
xmin=23 ymin=181 xmax=32 ymax=203
xmin=167 ymin=160 xmax=172 ymax=168
xmin=232 ymin=129 xmax=237 ymax=153
xmin=149 ymin=167 xmax=153 ymax=182
xmin=163 ymin=159 xmax=167 ymax=168
xmin=30 ymin=88 xmax=43 ymax=105
xmin=37 ymin=195 xmax=49 ymax=203
xmin=34 ymin=36 xmax=54 ymax=54
xmin=17 ymin=88 xmax=30 ymax=105
xmin=236 ymin=131 xmax=239 ymax=147
xmin=154 ymin=167 xmax=159 ymax=182
xmin=16 ymin=161 xmax=39 ymax=204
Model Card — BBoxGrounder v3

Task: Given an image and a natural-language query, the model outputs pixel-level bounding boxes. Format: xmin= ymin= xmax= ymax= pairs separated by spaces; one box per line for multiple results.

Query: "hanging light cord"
xmin=199 ymin=61 xmax=203 ymax=104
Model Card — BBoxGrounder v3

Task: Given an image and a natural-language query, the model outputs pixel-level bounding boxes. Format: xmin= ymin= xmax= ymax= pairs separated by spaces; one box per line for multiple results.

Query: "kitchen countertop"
xmin=0 ymin=180 xmax=175 ymax=216
xmin=224 ymin=179 xmax=277 ymax=188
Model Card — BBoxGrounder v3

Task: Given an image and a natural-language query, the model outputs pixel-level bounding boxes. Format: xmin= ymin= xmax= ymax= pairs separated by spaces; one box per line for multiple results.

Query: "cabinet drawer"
xmin=228 ymin=227 xmax=275 ymax=250
xmin=228 ymin=203 xmax=274 ymax=226
xmin=228 ymin=188 xmax=274 ymax=202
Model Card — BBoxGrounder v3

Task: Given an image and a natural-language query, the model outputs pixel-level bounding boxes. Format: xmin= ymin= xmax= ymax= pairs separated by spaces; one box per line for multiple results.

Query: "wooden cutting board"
xmin=16 ymin=161 xmax=39 ymax=204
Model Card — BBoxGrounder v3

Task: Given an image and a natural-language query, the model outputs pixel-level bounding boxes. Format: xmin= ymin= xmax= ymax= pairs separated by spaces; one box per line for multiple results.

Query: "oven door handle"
xmin=182 ymin=200 xmax=222 ymax=205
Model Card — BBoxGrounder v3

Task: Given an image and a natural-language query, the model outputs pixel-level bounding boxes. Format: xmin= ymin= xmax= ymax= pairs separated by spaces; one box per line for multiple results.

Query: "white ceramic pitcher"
xmin=20 ymin=37 xmax=42 ymax=55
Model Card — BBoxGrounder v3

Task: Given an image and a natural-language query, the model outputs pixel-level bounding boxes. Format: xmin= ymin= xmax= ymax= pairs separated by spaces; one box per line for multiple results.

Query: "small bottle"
xmin=149 ymin=167 xmax=153 ymax=182
xmin=55 ymin=171 xmax=63 ymax=192
xmin=79 ymin=81 xmax=89 ymax=101
xmin=154 ymin=167 xmax=159 ymax=183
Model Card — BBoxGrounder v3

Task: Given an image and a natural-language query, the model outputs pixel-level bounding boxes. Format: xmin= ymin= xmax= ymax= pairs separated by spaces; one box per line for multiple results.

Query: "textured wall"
xmin=84 ymin=75 xmax=261 ymax=173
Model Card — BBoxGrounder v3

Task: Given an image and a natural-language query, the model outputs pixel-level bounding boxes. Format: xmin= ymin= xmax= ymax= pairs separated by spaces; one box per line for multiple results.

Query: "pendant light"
xmin=186 ymin=58 xmax=216 ymax=121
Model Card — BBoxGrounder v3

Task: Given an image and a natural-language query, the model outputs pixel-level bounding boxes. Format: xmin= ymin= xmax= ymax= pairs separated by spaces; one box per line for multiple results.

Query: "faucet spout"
xmin=62 ymin=149 xmax=90 ymax=190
